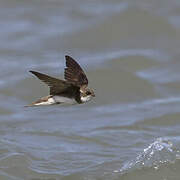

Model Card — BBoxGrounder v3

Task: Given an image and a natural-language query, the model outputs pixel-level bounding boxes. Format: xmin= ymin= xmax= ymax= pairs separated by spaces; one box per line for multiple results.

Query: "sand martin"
xmin=26 ymin=55 xmax=95 ymax=106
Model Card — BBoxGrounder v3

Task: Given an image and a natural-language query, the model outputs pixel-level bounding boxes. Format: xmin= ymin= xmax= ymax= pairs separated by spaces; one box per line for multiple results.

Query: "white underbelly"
xmin=80 ymin=95 xmax=92 ymax=103
xmin=53 ymin=96 xmax=76 ymax=104
xmin=34 ymin=97 xmax=55 ymax=105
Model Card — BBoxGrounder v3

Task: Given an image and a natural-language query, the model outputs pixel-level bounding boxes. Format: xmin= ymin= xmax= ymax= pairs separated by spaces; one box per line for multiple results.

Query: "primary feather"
xmin=64 ymin=55 xmax=88 ymax=86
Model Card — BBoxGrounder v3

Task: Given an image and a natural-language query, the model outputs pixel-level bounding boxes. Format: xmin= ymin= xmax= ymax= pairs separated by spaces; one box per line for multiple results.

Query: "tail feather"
xmin=25 ymin=95 xmax=55 ymax=107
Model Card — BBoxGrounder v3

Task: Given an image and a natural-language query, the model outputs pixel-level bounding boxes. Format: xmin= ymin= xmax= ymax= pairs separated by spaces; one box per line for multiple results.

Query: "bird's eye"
xmin=86 ymin=91 xmax=91 ymax=95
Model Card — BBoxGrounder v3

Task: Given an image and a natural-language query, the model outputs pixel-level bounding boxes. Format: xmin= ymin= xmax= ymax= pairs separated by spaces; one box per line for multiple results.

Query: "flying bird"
xmin=26 ymin=55 xmax=95 ymax=106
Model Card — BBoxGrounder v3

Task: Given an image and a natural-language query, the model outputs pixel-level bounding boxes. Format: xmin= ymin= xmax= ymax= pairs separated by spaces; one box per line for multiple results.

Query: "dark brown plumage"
xmin=27 ymin=55 xmax=95 ymax=106
xmin=65 ymin=55 xmax=88 ymax=86
xmin=29 ymin=71 xmax=73 ymax=95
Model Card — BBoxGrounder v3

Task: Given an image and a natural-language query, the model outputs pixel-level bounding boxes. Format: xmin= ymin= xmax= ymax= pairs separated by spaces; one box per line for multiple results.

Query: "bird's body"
xmin=27 ymin=55 xmax=95 ymax=107
xmin=27 ymin=95 xmax=76 ymax=106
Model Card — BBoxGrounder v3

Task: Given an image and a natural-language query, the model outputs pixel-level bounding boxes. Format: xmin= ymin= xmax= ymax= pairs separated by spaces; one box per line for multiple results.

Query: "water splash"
xmin=115 ymin=138 xmax=178 ymax=173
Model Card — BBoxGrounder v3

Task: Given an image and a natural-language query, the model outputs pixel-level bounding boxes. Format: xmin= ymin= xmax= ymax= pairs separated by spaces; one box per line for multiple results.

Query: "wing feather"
xmin=30 ymin=71 xmax=71 ymax=95
xmin=64 ymin=55 xmax=88 ymax=86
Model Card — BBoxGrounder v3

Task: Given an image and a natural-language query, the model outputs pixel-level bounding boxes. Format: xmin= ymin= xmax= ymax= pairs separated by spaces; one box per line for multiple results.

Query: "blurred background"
xmin=0 ymin=0 xmax=180 ymax=179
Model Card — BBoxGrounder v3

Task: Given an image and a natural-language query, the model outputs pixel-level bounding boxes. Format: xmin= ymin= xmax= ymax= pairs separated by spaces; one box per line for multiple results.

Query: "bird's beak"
xmin=92 ymin=93 xmax=95 ymax=97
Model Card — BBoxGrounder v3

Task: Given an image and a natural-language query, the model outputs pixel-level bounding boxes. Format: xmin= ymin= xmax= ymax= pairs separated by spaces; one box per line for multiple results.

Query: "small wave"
xmin=137 ymin=64 xmax=180 ymax=84
xmin=114 ymin=138 xmax=179 ymax=174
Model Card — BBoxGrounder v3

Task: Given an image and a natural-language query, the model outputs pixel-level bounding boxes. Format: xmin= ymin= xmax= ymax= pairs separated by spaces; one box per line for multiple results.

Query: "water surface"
xmin=0 ymin=0 xmax=180 ymax=180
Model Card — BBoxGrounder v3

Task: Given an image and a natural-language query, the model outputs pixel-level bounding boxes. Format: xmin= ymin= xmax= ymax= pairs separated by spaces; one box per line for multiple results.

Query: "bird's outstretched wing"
xmin=64 ymin=55 xmax=88 ymax=87
xmin=30 ymin=71 xmax=72 ymax=95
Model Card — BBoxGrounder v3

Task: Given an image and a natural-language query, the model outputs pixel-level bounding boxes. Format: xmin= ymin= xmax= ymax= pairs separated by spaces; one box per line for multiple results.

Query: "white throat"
xmin=81 ymin=95 xmax=92 ymax=103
